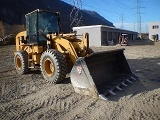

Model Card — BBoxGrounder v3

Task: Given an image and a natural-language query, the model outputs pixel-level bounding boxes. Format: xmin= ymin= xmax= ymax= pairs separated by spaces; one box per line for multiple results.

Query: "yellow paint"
xmin=15 ymin=30 xmax=89 ymax=69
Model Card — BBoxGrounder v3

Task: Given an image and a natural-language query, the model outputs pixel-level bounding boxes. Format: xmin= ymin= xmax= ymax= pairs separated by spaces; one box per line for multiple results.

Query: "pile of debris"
xmin=0 ymin=34 xmax=15 ymax=46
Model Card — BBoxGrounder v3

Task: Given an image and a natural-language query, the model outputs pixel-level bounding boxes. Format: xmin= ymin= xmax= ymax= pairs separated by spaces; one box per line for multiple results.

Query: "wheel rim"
xmin=16 ymin=56 xmax=22 ymax=69
xmin=44 ymin=58 xmax=55 ymax=76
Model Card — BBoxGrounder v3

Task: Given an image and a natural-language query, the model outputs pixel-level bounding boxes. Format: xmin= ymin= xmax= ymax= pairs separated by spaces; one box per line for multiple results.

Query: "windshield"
xmin=38 ymin=12 xmax=58 ymax=34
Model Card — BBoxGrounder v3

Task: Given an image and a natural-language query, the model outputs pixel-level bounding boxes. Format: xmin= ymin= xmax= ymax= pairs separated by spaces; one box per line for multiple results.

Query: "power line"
xmin=82 ymin=2 xmax=120 ymax=20
xmin=134 ymin=22 xmax=136 ymax=31
xmin=99 ymin=0 xmax=136 ymax=23
xmin=63 ymin=0 xmax=138 ymax=30
xmin=99 ymin=0 xmax=120 ymax=15
xmin=63 ymin=0 xmax=119 ymax=24
xmin=114 ymin=0 xmax=131 ymax=11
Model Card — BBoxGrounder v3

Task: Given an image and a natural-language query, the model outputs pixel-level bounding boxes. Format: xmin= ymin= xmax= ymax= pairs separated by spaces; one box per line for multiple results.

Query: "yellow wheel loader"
xmin=14 ymin=9 xmax=137 ymax=100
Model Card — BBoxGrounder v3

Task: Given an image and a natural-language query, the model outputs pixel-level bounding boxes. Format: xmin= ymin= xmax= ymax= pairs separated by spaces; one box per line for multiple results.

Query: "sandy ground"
xmin=0 ymin=40 xmax=160 ymax=120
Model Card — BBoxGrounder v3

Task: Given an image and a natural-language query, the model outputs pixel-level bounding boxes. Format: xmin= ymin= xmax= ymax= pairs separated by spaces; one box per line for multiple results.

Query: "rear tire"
xmin=40 ymin=49 xmax=68 ymax=83
xmin=14 ymin=51 xmax=29 ymax=74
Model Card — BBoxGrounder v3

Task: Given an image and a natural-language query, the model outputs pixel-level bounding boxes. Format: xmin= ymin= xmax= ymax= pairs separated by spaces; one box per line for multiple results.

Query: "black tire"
xmin=40 ymin=49 xmax=68 ymax=83
xmin=14 ymin=51 xmax=29 ymax=74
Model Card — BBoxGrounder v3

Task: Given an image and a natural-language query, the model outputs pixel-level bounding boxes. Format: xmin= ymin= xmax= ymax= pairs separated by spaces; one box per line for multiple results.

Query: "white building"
xmin=73 ymin=25 xmax=138 ymax=47
xmin=149 ymin=22 xmax=160 ymax=41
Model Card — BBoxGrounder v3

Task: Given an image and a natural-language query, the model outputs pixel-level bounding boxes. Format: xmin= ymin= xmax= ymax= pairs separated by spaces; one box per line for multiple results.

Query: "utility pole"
xmin=70 ymin=0 xmax=83 ymax=29
xmin=120 ymin=14 xmax=124 ymax=29
xmin=136 ymin=0 xmax=144 ymax=34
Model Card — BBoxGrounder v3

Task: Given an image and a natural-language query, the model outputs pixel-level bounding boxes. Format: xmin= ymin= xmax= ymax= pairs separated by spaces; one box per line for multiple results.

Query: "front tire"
xmin=14 ymin=51 xmax=29 ymax=74
xmin=40 ymin=49 xmax=68 ymax=83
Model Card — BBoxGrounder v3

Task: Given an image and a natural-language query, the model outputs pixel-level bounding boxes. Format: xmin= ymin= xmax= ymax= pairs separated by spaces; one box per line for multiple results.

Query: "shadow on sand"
xmin=107 ymin=57 xmax=160 ymax=101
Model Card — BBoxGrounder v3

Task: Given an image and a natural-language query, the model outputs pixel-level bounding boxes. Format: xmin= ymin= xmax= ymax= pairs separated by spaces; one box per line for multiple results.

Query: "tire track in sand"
xmin=0 ymin=84 xmax=81 ymax=120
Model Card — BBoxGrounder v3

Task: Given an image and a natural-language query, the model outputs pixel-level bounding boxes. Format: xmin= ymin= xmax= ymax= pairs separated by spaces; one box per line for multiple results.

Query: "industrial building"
xmin=73 ymin=25 xmax=138 ymax=47
xmin=149 ymin=22 xmax=160 ymax=42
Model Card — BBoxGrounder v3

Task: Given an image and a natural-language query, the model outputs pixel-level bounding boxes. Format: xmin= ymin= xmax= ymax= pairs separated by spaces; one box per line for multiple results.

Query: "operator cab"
xmin=25 ymin=9 xmax=60 ymax=45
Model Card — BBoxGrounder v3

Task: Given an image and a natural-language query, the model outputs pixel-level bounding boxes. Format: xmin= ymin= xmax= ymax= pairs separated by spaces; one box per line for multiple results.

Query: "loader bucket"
xmin=70 ymin=48 xmax=137 ymax=100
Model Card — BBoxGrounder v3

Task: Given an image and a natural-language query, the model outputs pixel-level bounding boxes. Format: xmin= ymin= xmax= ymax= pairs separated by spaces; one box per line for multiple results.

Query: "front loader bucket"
xmin=70 ymin=48 xmax=137 ymax=100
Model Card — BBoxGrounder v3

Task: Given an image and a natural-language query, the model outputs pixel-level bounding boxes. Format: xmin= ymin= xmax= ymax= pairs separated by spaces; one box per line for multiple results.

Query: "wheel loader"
xmin=14 ymin=9 xmax=137 ymax=100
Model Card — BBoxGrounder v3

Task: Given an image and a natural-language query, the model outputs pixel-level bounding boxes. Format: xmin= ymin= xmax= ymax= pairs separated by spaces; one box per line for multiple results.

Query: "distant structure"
xmin=73 ymin=25 xmax=138 ymax=47
xmin=149 ymin=22 xmax=160 ymax=42
xmin=70 ymin=0 xmax=83 ymax=28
